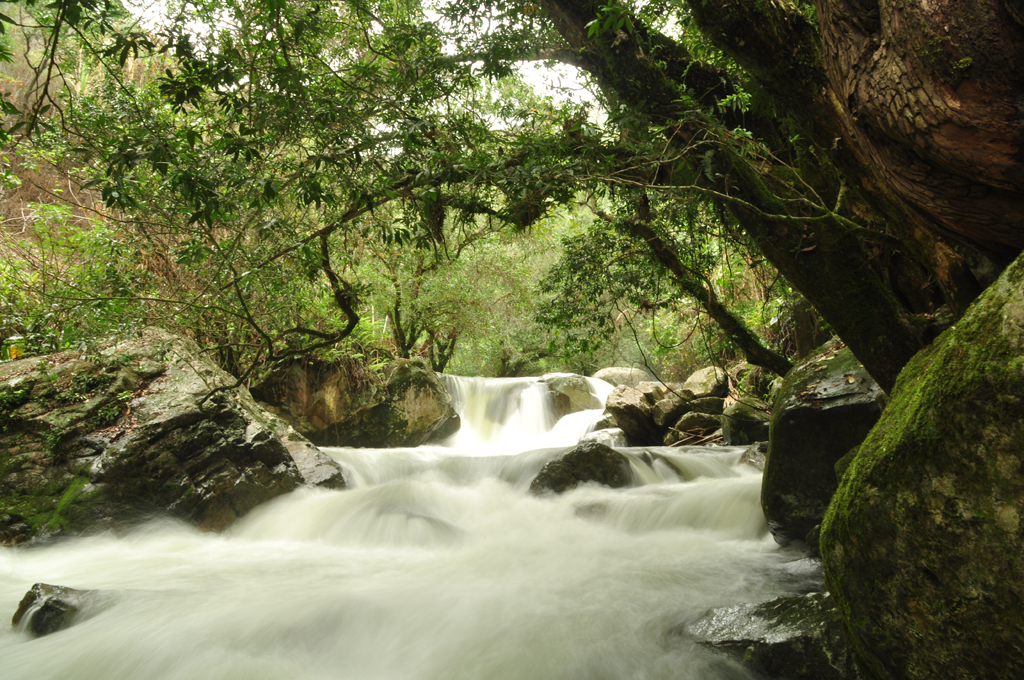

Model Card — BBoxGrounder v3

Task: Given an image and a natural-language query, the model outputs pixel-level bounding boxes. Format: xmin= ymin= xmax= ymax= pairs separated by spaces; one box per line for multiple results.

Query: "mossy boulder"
xmin=0 ymin=328 xmax=345 ymax=543
xmin=821 ymin=254 xmax=1024 ymax=680
xmin=721 ymin=397 xmax=770 ymax=445
xmin=679 ymin=591 xmax=860 ymax=680
xmin=762 ymin=342 xmax=885 ymax=544
xmin=529 ymin=441 xmax=632 ymax=494
xmin=256 ymin=357 xmax=458 ymax=447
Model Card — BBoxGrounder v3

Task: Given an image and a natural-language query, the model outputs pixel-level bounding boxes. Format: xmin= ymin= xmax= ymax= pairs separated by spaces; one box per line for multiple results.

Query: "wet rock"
xmin=540 ymin=373 xmax=602 ymax=418
xmin=11 ymin=583 xmax=112 ymax=637
xmin=682 ymin=367 xmax=729 ymax=398
xmin=721 ymin=398 xmax=770 ymax=445
xmin=680 ymin=592 xmax=860 ymax=680
xmin=0 ymin=514 xmax=31 ymax=545
xmin=821 ymin=254 xmax=1024 ymax=680
xmin=529 ymin=441 xmax=632 ymax=494
xmin=604 ymin=385 xmax=658 ymax=444
xmin=762 ymin=342 xmax=885 ymax=544
xmin=0 ymin=328 xmax=344 ymax=541
xmin=592 ymin=366 xmax=655 ymax=388
xmin=578 ymin=427 xmax=628 ymax=447
xmin=739 ymin=442 xmax=768 ymax=471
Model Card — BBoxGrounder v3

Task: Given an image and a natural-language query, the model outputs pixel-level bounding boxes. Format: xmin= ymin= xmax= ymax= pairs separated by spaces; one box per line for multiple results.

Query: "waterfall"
xmin=0 ymin=375 xmax=808 ymax=680
xmin=439 ymin=374 xmax=610 ymax=453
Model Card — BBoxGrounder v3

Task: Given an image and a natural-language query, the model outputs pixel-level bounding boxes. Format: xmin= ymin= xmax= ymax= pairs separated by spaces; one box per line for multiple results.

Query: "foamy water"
xmin=0 ymin=375 xmax=807 ymax=680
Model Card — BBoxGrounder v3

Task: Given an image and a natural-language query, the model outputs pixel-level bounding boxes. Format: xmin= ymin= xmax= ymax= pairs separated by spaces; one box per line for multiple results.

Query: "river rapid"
xmin=0 ymin=375 xmax=813 ymax=680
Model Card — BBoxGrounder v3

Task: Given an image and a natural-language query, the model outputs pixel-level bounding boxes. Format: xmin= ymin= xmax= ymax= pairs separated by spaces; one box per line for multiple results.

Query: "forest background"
xmin=0 ymin=0 xmax=1011 ymax=395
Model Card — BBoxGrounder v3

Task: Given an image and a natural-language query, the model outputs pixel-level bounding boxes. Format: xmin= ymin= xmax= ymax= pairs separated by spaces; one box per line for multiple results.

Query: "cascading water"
xmin=0 ymin=375 xmax=812 ymax=680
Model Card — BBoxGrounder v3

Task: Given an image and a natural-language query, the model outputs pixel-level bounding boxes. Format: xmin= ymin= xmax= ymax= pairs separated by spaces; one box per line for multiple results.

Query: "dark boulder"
xmin=762 ymin=342 xmax=885 ymax=544
xmin=679 ymin=592 xmax=860 ymax=680
xmin=821 ymin=254 xmax=1024 ymax=680
xmin=250 ymin=357 xmax=384 ymax=445
xmin=664 ymin=411 xmax=722 ymax=445
xmin=529 ymin=441 xmax=632 ymax=494
xmin=11 ymin=583 xmax=112 ymax=637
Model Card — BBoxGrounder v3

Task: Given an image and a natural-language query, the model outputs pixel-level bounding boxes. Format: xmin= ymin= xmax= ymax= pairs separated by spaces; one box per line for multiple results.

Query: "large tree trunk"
xmin=817 ymin=0 xmax=1024 ymax=258
xmin=537 ymin=0 xmax=942 ymax=390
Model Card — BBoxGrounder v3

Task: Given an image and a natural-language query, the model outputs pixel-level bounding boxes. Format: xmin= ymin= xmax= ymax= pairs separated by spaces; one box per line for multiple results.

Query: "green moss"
xmin=821 ymin=255 xmax=1024 ymax=679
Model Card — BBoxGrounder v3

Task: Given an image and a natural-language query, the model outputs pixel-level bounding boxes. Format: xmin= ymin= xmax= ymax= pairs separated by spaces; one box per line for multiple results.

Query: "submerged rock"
xmin=821 ymin=254 xmax=1024 ymax=680
xmin=762 ymin=342 xmax=885 ymax=544
xmin=11 ymin=583 xmax=112 ymax=637
xmin=0 ymin=328 xmax=345 ymax=542
xmin=679 ymin=592 xmax=860 ymax=680
xmin=529 ymin=441 xmax=631 ymax=494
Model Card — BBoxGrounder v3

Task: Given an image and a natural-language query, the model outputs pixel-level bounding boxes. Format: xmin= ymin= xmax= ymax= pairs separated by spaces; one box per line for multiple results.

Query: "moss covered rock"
xmin=762 ymin=342 xmax=885 ymax=544
xmin=821 ymin=255 xmax=1024 ymax=680
xmin=0 ymin=328 xmax=345 ymax=543
xmin=721 ymin=397 xmax=770 ymax=445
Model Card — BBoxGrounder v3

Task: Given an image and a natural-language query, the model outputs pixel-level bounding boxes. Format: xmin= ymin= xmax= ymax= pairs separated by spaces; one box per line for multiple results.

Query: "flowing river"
xmin=0 ymin=375 xmax=814 ymax=680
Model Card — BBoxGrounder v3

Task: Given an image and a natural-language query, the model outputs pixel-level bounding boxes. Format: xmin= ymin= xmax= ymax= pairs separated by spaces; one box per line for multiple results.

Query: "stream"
xmin=0 ymin=375 xmax=814 ymax=680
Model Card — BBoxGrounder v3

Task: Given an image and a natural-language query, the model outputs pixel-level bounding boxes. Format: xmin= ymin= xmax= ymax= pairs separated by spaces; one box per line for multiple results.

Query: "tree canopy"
xmin=0 ymin=0 xmax=1020 ymax=387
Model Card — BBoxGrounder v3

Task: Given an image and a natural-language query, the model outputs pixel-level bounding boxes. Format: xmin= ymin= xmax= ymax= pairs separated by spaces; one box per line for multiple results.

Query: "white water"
xmin=0 ymin=375 xmax=812 ymax=680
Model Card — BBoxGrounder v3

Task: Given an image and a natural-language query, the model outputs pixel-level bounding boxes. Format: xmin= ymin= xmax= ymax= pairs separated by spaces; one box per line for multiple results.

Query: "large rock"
xmin=378 ymin=358 xmax=458 ymax=447
xmin=680 ymin=592 xmax=860 ymax=680
xmin=253 ymin=357 xmax=459 ymax=447
xmin=762 ymin=342 xmax=885 ymax=544
xmin=592 ymin=366 xmax=655 ymax=388
xmin=529 ymin=441 xmax=631 ymax=494
xmin=682 ymin=366 xmax=729 ymax=397
xmin=250 ymin=358 xmax=384 ymax=445
xmin=0 ymin=328 xmax=344 ymax=542
xmin=539 ymin=373 xmax=602 ymax=418
xmin=821 ymin=255 xmax=1024 ymax=680
xmin=604 ymin=385 xmax=657 ymax=444
xmin=721 ymin=398 xmax=770 ymax=445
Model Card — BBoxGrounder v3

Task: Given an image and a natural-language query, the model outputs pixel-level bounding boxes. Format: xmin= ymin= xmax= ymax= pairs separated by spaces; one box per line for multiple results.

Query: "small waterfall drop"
xmin=439 ymin=374 xmax=610 ymax=453
xmin=0 ymin=374 xmax=808 ymax=680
